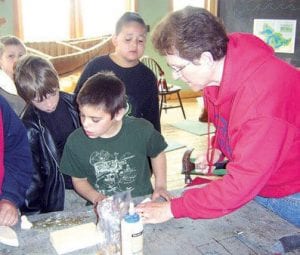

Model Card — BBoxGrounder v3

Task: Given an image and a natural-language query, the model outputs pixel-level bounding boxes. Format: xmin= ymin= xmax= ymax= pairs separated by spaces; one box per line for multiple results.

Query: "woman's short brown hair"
xmin=152 ymin=6 xmax=229 ymax=61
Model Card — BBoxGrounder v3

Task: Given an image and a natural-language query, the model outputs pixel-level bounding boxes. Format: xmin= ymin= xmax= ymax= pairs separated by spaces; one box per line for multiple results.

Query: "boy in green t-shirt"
xmin=60 ymin=71 xmax=171 ymax=205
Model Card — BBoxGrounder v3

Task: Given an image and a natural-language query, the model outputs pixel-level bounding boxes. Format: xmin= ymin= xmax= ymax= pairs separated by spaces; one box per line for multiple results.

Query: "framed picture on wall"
xmin=253 ymin=19 xmax=297 ymax=54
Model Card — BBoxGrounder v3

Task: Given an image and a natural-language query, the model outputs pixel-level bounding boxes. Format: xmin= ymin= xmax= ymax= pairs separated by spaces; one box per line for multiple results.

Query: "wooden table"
xmin=0 ymin=195 xmax=299 ymax=255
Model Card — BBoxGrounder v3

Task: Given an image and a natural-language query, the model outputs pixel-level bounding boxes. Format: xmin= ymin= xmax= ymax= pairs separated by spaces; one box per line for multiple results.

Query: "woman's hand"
xmin=194 ymin=149 xmax=222 ymax=174
xmin=135 ymin=201 xmax=173 ymax=224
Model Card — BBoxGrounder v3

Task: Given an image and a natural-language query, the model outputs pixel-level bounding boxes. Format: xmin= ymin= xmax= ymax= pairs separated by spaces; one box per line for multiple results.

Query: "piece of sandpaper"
xmin=50 ymin=222 xmax=100 ymax=254
xmin=0 ymin=226 xmax=19 ymax=247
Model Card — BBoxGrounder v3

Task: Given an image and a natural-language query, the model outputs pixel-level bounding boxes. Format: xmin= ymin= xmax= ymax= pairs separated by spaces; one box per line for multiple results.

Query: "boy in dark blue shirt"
xmin=0 ymin=95 xmax=32 ymax=226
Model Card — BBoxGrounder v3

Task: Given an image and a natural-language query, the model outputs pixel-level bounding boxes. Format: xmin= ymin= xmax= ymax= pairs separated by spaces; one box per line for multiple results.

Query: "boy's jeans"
xmin=255 ymin=192 xmax=300 ymax=228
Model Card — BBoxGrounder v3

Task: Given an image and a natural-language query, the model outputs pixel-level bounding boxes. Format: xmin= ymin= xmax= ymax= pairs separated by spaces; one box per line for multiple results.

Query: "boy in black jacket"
xmin=14 ymin=55 xmax=81 ymax=214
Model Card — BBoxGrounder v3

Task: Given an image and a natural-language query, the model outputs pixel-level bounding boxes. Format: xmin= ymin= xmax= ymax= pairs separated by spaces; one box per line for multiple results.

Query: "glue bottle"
xmin=121 ymin=202 xmax=143 ymax=255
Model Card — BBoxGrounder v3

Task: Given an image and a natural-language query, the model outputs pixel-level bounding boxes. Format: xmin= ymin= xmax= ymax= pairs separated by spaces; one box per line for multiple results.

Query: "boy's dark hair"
xmin=152 ymin=6 xmax=229 ymax=61
xmin=115 ymin=12 xmax=147 ymax=35
xmin=0 ymin=35 xmax=26 ymax=56
xmin=14 ymin=55 xmax=59 ymax=103
xmin=77 ymin=71 xmax=127 ymax=119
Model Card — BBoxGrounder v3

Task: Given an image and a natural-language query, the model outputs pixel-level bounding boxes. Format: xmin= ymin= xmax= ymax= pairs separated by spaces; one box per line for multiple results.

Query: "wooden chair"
xmin=140 ymin=56 xmax=186 ymax=119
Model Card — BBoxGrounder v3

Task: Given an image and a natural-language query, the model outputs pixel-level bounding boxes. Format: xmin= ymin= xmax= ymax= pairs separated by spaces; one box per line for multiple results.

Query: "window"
xmin=173 ymin=0 xmax=205 ymax=11
xmin=20 ymin=0 xmax=135 ymax=41
xmin=22 ymin=0 xmax=70 ymax=41
xmin=172 ymin=0 xmax=218 ymax=16
xmin=81 ymin=0 xmax=128 ymax=37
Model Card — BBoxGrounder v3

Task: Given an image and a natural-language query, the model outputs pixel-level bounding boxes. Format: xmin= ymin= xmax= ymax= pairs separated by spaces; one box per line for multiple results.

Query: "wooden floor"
xmin=158 ymin=98 xmax=208 ymax=191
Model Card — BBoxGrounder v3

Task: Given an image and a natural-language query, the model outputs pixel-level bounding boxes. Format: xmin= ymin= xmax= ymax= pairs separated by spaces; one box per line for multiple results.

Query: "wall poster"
xmin=253 ymin=19 xmax=297 ymax=53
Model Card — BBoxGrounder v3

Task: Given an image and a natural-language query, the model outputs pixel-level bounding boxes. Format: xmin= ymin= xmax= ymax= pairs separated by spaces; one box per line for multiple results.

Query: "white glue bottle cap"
xmin=124 ymin=202 xmax=140 ymax=222
xmin=129 ymin=202 xmax=135 ymax=215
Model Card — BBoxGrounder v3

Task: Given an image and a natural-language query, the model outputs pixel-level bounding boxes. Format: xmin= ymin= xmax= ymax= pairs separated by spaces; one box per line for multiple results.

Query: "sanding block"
xmin=50 ymin=222 xmax=100 ymax=254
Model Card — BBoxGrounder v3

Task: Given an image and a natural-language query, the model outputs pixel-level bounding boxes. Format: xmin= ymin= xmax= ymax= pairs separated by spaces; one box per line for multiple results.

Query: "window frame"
xmin=170 ymin=0 xmax=218 ymax=16
xmin=14 ymin=0 xmax=136 ymax=41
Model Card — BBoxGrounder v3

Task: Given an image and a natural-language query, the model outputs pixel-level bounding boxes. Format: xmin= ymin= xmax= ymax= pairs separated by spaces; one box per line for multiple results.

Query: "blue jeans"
xmin=255 ymin=193 xmax=300 ymax=227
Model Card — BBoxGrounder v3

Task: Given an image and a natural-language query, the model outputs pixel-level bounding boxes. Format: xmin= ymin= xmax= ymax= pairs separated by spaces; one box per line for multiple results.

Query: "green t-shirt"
xmin=60 ymin=116 xmax=167 ymax=197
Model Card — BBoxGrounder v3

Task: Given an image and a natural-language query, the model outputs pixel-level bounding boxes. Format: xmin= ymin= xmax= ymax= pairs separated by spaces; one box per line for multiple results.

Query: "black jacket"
xmin=20 ymin=92 xmax=80 ymax=214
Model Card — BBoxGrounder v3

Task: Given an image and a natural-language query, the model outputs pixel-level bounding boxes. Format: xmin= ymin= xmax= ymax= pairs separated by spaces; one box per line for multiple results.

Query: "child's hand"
xmin=151 ymin=187 xmax=172 ymax=201
xmin=93 ymin=193 xmax=106 ymax=206
xmin=0 ymin=199 xmax=18 ymax=226
xmin=93 ymin=193 xmax=107 ymax=224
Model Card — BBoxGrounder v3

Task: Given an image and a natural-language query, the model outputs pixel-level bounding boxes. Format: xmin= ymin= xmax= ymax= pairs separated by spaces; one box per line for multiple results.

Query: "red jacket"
xmin=0 ymin=110 xmax=4 ymax=194
xmin=172 ymin=33 xmax=300 ymax=219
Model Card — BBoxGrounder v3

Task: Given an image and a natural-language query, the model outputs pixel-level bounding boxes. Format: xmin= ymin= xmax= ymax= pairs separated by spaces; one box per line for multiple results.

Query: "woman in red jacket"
xmin=136 ymin=6 xmax=300 ymax=227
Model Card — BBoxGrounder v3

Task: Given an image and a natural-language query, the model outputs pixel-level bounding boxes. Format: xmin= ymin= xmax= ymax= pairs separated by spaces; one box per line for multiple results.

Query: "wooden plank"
xmin=1 ymin=198 xmax=299 ymax=254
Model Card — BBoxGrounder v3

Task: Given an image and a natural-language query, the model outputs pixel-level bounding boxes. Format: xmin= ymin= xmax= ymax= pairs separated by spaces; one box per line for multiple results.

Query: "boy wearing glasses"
xmin=14 ymin=55 xmax=81 ymax=214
